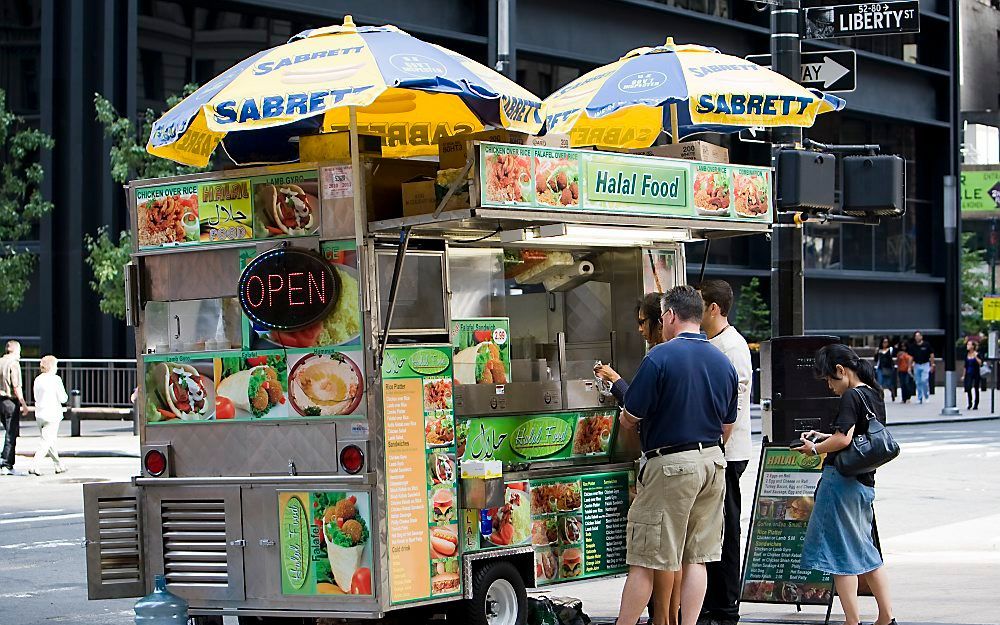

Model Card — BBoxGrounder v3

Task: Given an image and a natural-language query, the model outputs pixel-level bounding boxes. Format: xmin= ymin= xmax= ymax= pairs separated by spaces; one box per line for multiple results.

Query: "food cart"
xmin=82 ymin=135 xmax=772 ymax=625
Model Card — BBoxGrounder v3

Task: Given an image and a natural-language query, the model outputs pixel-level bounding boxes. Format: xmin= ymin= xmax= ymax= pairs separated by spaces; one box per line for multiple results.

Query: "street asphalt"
xmin=0 ymin=419 xmax=998 ymax=624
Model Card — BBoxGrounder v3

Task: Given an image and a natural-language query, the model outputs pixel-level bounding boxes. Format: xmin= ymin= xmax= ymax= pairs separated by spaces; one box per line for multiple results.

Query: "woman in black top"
xmin=873 ymin=337 xmax=896 ymax=401
xmin=963 ymin=340 xmax=982 ymax=410
xmin=795 ymin=344 xmax=896 ymax=625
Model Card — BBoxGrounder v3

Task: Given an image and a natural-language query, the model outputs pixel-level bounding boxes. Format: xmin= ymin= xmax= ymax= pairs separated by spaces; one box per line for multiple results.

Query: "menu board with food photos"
xmin=135 ymin=168 xmax=320 ymax=250
xmin=461 ymin=471 xmax=630 ymax=586
xmin=741 ymin=447 xmax=834 ymax=606
xmin=381 ymin=346 xmax=461 ymax=604
xmin=456 ymin=410 xmax=617 ymax=464
xmin=142 ymin=347 xmax=366 ymax=425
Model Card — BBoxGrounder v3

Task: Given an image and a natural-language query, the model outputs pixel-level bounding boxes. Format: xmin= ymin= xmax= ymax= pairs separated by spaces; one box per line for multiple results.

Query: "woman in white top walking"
xmin=30 ymin=355 xmax=68 ymax=475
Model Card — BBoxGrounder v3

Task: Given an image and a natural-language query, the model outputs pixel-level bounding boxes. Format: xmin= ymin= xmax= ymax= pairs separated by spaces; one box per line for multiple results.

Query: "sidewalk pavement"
xmin=2 ymin=386 xmax=997 ymax=460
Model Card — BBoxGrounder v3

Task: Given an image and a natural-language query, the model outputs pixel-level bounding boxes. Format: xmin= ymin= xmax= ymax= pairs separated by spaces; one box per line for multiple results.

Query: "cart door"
xmin=146 ymin=486 xmax=246 ymax=602
xmin=83 ymin=481 xmax=145 ymax=599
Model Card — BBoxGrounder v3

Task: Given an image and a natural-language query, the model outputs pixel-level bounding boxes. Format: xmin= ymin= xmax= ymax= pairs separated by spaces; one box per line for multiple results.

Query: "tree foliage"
xmin=0 ymin=89 xmax=54 ymax=312
xmin=961 ymin=231 xmax=989 ymax=340
xmin=87 ymin=85 xmax=207 ymax=319
xmin=732 ymin=276 xmax=771 ymax=347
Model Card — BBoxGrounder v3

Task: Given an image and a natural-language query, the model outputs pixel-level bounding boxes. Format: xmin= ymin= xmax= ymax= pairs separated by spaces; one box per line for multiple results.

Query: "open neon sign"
xmin=238 ymin=247 xmax=337 ymax=331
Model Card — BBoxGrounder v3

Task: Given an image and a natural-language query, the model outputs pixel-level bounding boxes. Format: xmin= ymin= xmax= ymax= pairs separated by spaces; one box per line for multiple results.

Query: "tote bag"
xmin=834 ymin=387 xmax=900 ymax=476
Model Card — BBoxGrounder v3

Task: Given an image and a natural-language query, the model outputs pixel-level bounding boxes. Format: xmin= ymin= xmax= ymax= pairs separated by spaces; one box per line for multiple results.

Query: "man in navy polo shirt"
xmin=615 ymin=286 xmax=738 ymax=625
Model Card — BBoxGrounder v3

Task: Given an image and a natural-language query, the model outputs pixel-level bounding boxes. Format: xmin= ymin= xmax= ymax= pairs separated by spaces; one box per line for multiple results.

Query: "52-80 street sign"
xmin=805 ymin=1 xmax=920 ymax=39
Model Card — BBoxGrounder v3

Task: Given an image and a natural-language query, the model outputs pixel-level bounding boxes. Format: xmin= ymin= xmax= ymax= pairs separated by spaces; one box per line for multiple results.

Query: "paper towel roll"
xmin=543 ymin=261 xmax=595 ymax=291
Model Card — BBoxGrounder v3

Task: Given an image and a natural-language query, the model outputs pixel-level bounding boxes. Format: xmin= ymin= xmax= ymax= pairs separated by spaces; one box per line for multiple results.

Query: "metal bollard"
xmin=69 ymin=390 xmax=82 ymax=437
xmin=133 ymin=400 xmax=139 ymax=436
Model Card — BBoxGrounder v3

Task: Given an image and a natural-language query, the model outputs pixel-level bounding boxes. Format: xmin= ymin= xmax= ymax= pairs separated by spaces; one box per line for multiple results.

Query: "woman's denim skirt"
xmin=800 ymin=465 xmax=883 ymax=576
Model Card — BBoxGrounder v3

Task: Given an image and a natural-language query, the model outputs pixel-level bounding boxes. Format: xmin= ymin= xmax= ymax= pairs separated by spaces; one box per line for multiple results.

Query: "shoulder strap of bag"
xmin=854 ymin=386 xmax=877 ymax=421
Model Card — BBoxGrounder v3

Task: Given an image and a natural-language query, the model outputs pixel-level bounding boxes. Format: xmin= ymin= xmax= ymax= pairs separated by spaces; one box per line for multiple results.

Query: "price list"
xmin=581 ymin=473 xmax=629 ymax=575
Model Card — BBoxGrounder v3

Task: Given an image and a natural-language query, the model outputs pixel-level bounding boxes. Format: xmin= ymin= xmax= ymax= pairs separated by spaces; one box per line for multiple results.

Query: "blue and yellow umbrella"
xmin=543 ymin=39 xmax=846 ymax=149
xmin=147 ymin=16 xmax=542 ymax=166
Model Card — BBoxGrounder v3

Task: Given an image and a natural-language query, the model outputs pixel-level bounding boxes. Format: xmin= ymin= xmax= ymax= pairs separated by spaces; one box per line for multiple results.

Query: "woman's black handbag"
xmin=834 ymin=388 xmax=901 ymax=476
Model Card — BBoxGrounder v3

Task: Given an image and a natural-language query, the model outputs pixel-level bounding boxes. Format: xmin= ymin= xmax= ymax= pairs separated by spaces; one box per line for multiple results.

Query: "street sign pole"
xmin=770 ymin=0 xmax=805 ymax=337
xmin=942 ymin=4 xmax=961 ymax=416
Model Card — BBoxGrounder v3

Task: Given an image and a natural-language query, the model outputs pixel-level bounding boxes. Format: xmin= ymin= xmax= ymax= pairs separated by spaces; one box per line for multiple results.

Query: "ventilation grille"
xmin=97 ymin=496 xmax=141 ymax=584
xmin=161 ymin=499 xmax=229 ymax=587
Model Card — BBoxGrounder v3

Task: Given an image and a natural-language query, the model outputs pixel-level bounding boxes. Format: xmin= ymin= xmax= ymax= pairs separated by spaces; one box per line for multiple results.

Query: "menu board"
xmin=451 ymin=318 xmax=511 ymax=385
xmin=478 ymin=142 xmax=773 ymax=223
xmin=242 ymin=240 xmax=362 ymax=351
xmin=278 ymin=491 xmax=373 ymax=596
xmin=135 ymin=167 xmax=320 ymax=250
xmin=461 ymin=471 xmax=630 ymax=585
xmin=142 ymin=346 xmax=365 ymax=424
xmin=381 ymin=346 xmax=461 ymax=604
xmin=456 ymin=410 xmax=617 ymax=464
xmin=741 ymin=448 xmax=833 ymax=606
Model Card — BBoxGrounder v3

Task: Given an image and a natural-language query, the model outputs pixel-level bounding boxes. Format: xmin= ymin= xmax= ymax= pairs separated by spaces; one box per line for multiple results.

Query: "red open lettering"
xmin=246 ymin=275 xmax=265 ymax=308
xmin=287 ymin=272 xmax=305 ymax=306
xmin=307 ymin=271 xmax=326 ymax=304
xmin=267 ymin=273 xmax=284 ymax=307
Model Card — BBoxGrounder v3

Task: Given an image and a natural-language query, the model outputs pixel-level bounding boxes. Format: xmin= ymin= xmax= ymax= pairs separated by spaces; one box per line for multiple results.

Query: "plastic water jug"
xmin=134 ymin=575 xmax=188 ymax=624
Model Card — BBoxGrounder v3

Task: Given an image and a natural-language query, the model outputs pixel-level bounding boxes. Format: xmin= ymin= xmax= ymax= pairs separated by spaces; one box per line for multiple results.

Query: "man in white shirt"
xmin=698 ymin=281 xmax=753 ymax=625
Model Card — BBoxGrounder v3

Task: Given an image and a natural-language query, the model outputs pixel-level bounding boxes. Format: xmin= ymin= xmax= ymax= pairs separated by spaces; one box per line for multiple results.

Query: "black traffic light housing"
xmin=841 ymin=154 xmax=906 ymax=217
xmin=776 ymin=150 xmax=836 ymax=212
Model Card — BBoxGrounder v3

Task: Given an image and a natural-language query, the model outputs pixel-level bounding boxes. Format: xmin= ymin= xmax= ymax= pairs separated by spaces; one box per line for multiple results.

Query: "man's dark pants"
xmin=0 ymin=397 xmax=20 ymax=469
xmin=701 ymin=460 xmax=748 ymax=622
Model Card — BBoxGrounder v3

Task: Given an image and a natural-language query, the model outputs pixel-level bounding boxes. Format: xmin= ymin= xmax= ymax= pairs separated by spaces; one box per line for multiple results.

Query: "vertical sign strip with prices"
xmin=382 ymin=346 xmax=460 ymax=604
xmin=741 ymin=448 xmax=834 ymax=606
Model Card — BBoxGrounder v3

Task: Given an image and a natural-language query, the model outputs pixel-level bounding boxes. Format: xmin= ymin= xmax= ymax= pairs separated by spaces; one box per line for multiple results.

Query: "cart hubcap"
xmin=485 ymin=578 xmax=518 ymax=625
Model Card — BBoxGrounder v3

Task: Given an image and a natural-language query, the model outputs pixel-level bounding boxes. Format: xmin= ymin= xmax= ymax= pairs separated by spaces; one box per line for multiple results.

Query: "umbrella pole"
xmin=670 ymin=102 xmax=679 ymax=144
xmin=348 ymin=105 xmax=365 ymax=243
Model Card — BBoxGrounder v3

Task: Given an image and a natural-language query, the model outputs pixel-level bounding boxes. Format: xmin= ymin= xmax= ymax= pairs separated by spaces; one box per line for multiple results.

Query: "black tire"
xmin=190 ymin=618 xmax=223 ymax=625
xmin=236 ymin=617 xmax=314 ymax=625
xmin=465 ymin=560 xmax=527 ymax=625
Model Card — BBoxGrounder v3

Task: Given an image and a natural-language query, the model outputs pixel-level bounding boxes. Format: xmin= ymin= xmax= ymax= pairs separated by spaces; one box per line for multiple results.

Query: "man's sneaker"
xmin=54 ymin=465 xmax=67 ymax=474
xmin=0 ymin=467 xmax=11 ymax=475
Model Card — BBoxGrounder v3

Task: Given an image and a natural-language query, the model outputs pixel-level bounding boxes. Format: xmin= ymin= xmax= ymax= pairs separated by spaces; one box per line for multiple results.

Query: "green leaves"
xmin=84 ymin=227 xmax=131 ymax=320
xmin=960 ymin=231 xmax=989 ymax=339
xmin=732 ymin=276 xmax=771 ymax=345
xmin=88 ymin=84 xmax=209 ymax=319
xmin=0 ymin=89 xmax=54 ymax=311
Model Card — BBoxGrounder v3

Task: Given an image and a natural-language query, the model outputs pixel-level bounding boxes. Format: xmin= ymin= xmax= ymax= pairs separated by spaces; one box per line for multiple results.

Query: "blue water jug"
xmin=134 ymin=575 xmax=188 ymax=624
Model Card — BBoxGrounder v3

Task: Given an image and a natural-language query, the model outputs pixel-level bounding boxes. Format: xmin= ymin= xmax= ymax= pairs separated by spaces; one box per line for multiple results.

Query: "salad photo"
xmin=425 ymin=413 xmax=455 ymax=447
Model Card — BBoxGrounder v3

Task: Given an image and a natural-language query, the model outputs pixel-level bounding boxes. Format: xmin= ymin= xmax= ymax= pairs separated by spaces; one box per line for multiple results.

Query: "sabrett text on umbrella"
xmin=252 ymin=46 xmax=365 ymax=75
xmin=687 ymin=63 xmax=761 ymax=78
xmin=501 ymin=95 xmax=542 ymax=126
xmin=695 ymin=94 xmax=812 ymax=116
xmin=213 ymin=86 xmax=374 ymax=124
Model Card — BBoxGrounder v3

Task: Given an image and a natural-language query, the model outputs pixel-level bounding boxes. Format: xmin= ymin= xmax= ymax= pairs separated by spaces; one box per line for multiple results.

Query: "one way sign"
xmin=746 ymin=49 xmax=856 ymax=93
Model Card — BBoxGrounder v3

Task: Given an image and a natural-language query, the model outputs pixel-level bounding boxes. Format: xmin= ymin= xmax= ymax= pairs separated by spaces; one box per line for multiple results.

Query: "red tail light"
xmin=340 ymin=445 xmax=364 ymax=475
xmin=144 ymin=449 xmax=167 ymax=477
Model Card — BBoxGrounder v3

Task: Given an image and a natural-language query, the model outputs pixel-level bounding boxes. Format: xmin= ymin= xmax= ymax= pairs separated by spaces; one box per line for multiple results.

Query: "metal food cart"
xmin=82 ymin=137 xmax=772 ymax=625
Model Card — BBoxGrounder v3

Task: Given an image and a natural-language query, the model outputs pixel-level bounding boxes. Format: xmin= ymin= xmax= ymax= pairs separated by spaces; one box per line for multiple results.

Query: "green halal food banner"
xmin=456 ymin=409 xmax=617 ymax=464
xmin=478 ymin=142 xmax=772 ymax=222
xmin=461 ymin=471 xmax=630 ymax=586
xmin=742 ymin=448 xmax=833 ymax=606
xmin=135 ymin=169 xmax=319 ymax=250
xmin=278 ymin=491 xmax=373 ymax=596
xmin=961 ymin=168 xmax=1000 ymax=214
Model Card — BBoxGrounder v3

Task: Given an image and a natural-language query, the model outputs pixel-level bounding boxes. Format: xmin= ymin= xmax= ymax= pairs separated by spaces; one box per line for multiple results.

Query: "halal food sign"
xmin=238 ymin=247 xmax=337 ymax=331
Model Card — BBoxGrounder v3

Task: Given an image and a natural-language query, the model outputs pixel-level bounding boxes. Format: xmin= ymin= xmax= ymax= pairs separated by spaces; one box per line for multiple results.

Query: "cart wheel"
xmin=236 ymin=617 xmax=313 ymax=625
xmin=466 ymin=561 xmax=527 ymax=625
xmin=190 ymin=618 xmax=223 ymax=625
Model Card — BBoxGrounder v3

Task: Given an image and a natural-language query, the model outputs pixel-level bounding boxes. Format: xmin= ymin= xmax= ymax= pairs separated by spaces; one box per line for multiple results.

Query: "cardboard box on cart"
xmin=438 ymin=130 xmax=571 ymax=169
xmin=624 ymin=141 xmax=729 ymax=163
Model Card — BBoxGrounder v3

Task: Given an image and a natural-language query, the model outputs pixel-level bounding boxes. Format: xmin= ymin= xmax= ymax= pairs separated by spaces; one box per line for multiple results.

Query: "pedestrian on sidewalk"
xmin=962 ymin=340 xmax=982 ymax=411
xmin=29 ymin=355 xmax=68 ymax=475
xmin=873 ymin=338 xmax=897 ymax=402
xmin=0 ymin=340 xmax=27 ymax=475
xmin=697 ymin=280 xmax=753 ymax=625
xmin=896 ymin=345 xmax=914 ymax=403
xmin=910 ymin=331 xmax=934 ymax=403
xmin=796 ymin=344 xmax=896 ymax=625
xmin=615 ymin=286 xmax=737 ymax=625
xmin=595 ymin=293 xmax=675 ymax=625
